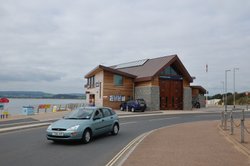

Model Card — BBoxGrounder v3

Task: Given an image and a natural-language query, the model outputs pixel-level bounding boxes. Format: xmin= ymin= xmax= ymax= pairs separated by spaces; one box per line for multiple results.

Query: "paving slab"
xmin=122 ymin=121 xmax=250 ymax=166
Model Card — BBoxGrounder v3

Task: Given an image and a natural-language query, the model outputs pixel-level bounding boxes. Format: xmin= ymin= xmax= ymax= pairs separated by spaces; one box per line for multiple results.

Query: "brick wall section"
xmin=135 ymin=86 xmax=160 ymax=111
xmin=183 ymin=87 xmax=192 ymax=110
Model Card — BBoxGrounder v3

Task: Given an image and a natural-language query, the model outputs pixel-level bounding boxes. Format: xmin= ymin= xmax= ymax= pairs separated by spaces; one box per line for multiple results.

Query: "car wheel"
xmin=131 ymin=107 xmax=135 ymax=112
xmin=111 ymin=123 xmax=119 ymax=135
xmin=82 ymin=129 xmax=92 ymax=144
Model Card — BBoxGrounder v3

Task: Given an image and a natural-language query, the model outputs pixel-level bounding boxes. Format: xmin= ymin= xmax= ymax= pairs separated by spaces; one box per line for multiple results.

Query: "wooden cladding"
xmin=135 ymin=76 xmax=159 ymax=87
xmin=192 ymin=89 xmax=200 ymax=97
xmin=183 ymin=78 xmax=190 ymax=87
xmin=103 ymin=71 xmax=134 ymax=109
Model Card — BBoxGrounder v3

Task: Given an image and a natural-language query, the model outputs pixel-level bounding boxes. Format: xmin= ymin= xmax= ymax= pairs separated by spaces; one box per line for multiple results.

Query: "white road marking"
xmin=148 ymin=117 xmax=179 ymax=122
xmin=120 ymin=122 xmax=137 ymax=125
xmin=0 ymin=123 xmax=51 ymax=133
xmin=106 ymin=131 xmax=153 ymax=166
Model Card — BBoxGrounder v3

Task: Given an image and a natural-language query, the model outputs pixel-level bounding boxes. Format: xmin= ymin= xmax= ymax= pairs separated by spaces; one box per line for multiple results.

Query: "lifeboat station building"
xmin=84 ymin=54 xmax=205 ymax=110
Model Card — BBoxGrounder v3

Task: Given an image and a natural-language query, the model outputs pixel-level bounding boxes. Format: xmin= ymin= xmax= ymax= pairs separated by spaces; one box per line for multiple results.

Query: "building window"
xmin=114 ymin=75 xmax=123 ymax=86
xmin=160 ymin=66 xmax=179 ymax=76
xmin=87 ymin=76 xmax=95 ymax=88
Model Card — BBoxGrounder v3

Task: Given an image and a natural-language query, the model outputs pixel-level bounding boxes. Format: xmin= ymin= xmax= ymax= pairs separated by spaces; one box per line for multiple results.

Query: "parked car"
xmin=120 ymin=99 xmax=147 ymax=112
xmin=46 ymin=107 xmax=119 ymax=143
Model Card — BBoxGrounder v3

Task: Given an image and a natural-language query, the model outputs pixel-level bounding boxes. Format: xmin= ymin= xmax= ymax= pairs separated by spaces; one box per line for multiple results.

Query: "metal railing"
xmin=221 ymin=108 xmax=250 ymax=143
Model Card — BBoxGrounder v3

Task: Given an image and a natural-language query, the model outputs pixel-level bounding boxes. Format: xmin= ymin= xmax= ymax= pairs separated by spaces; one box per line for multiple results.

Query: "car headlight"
xmin=67 ymin=125 xmax=80 ymax=131
xmin=47 ymin=125 xmax=52 ymax=130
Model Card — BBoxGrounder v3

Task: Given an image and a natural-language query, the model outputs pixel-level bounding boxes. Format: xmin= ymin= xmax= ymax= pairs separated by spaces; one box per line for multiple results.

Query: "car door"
xmin=101 ymin=108 xmax=114 ymax=132
xmin=92 ymin=109 xmax=105 ymax=135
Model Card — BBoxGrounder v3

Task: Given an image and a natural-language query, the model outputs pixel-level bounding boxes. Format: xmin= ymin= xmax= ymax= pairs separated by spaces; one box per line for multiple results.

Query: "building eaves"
xmin=190 ymin=85 xmax=207 ymax=94
xmin=84 ymin=65 xmax=137 ymax=79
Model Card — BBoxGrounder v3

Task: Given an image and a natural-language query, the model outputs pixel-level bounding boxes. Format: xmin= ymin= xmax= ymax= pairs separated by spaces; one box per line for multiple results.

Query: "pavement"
xmin=121 ymin=121 xmax=250 ymax=166
xmin=1 ymin=107 xmax=250 ymax=166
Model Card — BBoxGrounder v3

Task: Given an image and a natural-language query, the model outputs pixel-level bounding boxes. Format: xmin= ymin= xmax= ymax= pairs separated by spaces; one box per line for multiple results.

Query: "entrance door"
xmin=89 ymin=94 xmax=95 ymax=106
xmin=160 ymin=79 xmax=183 ymax=110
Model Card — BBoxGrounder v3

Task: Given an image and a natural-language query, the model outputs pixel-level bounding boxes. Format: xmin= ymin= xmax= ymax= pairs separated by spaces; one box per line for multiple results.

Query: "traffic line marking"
xmin=120 ymin=122 xmax=137 ymax=125
xmin=148 ymin=117 xmax=179 ymax=122
xmin=106 ymin=123 xmax=183 ymax=166
xmin=106 ymin=131 xmax=152 ymax=166
xmin=0 ymin=123 xmax=50 ymax=133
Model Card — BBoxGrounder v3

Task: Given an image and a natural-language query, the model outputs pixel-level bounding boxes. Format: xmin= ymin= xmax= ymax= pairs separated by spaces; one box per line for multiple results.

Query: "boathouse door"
xmin=160 ymin=79 xmax=183 ymax=110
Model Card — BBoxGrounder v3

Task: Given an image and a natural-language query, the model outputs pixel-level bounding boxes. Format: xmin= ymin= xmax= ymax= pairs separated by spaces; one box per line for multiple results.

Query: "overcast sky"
xmin=0 ymin=0 xmax=249 ymax=95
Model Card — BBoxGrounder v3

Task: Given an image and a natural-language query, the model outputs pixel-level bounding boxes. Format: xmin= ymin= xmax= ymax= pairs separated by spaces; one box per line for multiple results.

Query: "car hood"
xmin=50 ymin=118 xmax=90 ymax=129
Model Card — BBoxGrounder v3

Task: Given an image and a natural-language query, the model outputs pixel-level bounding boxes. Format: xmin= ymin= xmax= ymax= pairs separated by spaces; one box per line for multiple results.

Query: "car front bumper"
xmin=46 ymin=130 xmax=83 ymax=141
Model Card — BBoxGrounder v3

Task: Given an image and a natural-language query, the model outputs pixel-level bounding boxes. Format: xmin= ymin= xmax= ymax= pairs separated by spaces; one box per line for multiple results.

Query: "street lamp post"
xmin=221 ymin=81 xmax=224 ymax=105
xmin=233 ymin=68 xmax=239 ymax=109
xmin=224 ymin=69 xmax=231 ymax=130
xmin=225 ymin=70 xmax=231 ymax=112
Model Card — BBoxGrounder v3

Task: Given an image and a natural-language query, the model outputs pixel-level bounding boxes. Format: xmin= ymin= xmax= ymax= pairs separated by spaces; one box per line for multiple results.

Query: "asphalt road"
xmin=0 ymin=112 xmax=247 ymax=166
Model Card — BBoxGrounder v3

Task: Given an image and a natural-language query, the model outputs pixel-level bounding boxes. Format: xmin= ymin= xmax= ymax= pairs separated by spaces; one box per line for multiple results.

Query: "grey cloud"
xmin=0 ymin=0 xmax=250 ymax=94
xmin=0 ymin=68 xmax=65 ymax=82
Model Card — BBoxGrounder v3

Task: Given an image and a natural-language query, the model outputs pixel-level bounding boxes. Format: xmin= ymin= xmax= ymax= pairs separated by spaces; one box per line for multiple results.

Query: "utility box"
xmin=22 ymin=106 xmax=35 ymax=115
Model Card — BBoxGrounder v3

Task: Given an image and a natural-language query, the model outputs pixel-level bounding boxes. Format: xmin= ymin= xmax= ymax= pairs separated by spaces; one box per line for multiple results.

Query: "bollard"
xmin=240 ymin=109 xmax=245 ymax=143
xmin=230 ymin=113 xmax=234 ymax=135
xmin=224 ymin=111 xmax=227 ymax=130
xmin=241 ymin=119 xmax=244 ymax=143
xmin=242 ymin=109 xmax=245 ymax=121
xmin=221 ymin=111 xmax=224 ymax=128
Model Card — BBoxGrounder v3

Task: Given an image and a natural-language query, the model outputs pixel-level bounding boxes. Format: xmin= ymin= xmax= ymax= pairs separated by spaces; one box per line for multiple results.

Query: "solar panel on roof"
xmin=114 ymin=59 xmax=148 ymax=69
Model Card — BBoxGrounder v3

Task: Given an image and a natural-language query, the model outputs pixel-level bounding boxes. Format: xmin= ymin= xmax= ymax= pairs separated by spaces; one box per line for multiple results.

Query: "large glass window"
xmin=114 ymin=75 xmax=123 ymax=86
xmin=160 ymin=66 xmax=179 ymax=76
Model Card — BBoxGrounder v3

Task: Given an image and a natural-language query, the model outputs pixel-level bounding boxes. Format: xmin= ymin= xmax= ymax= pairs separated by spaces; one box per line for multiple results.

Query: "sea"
xmin=0 ymin=98 xmax=86 ymax=115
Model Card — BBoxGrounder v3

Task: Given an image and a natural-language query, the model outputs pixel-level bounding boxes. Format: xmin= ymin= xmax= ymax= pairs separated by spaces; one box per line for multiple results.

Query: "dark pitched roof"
xmin=115 ymin=54 xmax=193 ymax=82
xmin=85 ymin=54 xmax=193 ymax=83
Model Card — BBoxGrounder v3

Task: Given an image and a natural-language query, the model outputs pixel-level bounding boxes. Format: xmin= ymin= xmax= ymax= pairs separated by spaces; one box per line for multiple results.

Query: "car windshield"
xmin=64 ymin=108 xmax=94 ymax=119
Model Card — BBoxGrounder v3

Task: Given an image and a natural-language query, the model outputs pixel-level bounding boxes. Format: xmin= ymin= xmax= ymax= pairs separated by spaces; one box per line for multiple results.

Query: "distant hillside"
xmin=0 ymin=91 xmax=86 ymax=99
xmin=51 ymin=94 xmax=86 ymax=99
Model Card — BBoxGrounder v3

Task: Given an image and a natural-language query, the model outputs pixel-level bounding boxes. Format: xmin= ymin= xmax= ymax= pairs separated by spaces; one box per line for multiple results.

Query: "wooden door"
xmin=160 ymin=79 xmax=183 ymax=110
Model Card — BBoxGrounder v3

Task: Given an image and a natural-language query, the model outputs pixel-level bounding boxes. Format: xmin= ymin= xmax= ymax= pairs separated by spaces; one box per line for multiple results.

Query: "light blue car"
xmin=46 ymin=107 xmax=119 ymax=143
